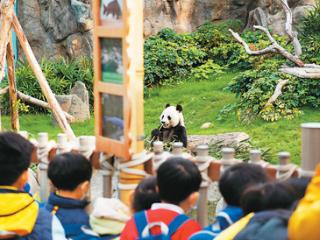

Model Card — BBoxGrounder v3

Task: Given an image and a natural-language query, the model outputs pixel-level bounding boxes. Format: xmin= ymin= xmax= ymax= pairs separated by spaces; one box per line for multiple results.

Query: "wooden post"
xmin=152 ymin=141 xmax=171 ymax=171
xmin=195 ymin=145 xmax=211 ymax=227
xmin=56 ymin=133 xmax=68 ymax=155
xmin=6 ymin=38 xmax=19 ymax=131
xmin=37 ymin=132 xmax=50 ymax=202
xmin=11 ymin=14 xmax=75 ymax=140
xmin=171 ymin=142 xmax=193 ymax=160
xmin=301 ymin=123 xmax=320 ymax=171
xmin=220 ymin=148 xmax=241 ymax=173
xmin=0 ymin=0 xmax=15 ymax=81
xmin=101 ymin=155 xmax=113 ymax=198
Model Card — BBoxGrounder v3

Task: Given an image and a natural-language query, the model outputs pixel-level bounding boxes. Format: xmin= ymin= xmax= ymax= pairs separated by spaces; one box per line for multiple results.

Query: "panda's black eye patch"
xmin=168 ymin=116 xmax=172 ymax=120
xmin=161 ymin=115 xmax=164 ymax=119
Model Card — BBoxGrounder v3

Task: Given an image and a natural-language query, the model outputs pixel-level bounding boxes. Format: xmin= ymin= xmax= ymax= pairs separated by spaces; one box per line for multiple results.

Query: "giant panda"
xmin=151 ymin=104 xmax=187 ymax=147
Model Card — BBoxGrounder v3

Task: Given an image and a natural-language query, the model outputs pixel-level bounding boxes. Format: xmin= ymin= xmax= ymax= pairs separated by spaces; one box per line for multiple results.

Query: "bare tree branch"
xmin=264 ymin=79 xmax=289 ymax=108
xmin=280 ymin=67 xmax=320 ymax=79
xmin=229 ymin=26 xmax=305 ymax=67
xmin=17 ymin=91 xmax=75 ymax=122
xmin=279 ymin=0 xmax=302 ymax=56
xmin=229 ymin=29 xmax=277 ymax=55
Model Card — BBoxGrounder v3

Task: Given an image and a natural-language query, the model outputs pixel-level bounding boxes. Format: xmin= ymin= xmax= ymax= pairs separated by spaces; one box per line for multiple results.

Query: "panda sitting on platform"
xmin=151 ymin=104 xmax=187 ymax=147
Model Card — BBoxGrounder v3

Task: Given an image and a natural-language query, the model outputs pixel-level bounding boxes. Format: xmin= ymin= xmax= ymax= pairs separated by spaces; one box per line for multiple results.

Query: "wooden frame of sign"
xmin=93 ymin=0 xmax=144 ymax=160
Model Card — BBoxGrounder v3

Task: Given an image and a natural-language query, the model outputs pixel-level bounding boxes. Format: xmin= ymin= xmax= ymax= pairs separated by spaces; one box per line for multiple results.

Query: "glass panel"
xmin=101 ymin=38 xmax=123 ymax=84
xmin=100 ymin=0 xmax=123 ymax=27
xmin=101 ymin=93 xmax=124 ymax=141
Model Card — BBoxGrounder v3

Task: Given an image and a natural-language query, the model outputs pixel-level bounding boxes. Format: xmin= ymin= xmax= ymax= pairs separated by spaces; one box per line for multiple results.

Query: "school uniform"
xmin=120 ymin=203 xmax=202 ymax=240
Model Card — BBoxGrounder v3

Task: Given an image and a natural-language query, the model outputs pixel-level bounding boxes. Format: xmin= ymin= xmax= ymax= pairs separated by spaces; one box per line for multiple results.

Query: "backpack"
xmin=134 ymin=211 xmax=190 ymax=240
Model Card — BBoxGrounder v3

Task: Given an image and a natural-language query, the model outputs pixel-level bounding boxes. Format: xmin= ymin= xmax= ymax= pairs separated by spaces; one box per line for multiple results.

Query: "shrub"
xmin=144 ymin=28 xmax=207 ymax=86
xmin=0 ymin=57 xmax=94 ymax=114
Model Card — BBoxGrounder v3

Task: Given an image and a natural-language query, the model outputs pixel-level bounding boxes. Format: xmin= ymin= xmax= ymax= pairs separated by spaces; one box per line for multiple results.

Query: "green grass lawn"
xmin=2 ymin=71 xmax=320 ymax=164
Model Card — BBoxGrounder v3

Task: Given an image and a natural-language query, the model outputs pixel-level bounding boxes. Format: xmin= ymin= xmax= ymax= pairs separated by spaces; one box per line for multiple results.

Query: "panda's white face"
xmin=160 ymin=106 xmax=181 ymax=129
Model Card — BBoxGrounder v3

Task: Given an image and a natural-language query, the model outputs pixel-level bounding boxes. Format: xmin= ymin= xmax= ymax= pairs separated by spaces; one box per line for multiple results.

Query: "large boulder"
xmin=188 ymin=132 xmax=250 ymax=152
xmin=52 ymin=81 xmax=90 ymax=124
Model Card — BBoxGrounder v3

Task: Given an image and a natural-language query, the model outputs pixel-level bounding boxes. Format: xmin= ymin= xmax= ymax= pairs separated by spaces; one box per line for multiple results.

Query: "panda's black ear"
xmin=165 ymin=104 xmax=170 ymax=108
xmin=176 ymin=104 xmax=183 ymax=112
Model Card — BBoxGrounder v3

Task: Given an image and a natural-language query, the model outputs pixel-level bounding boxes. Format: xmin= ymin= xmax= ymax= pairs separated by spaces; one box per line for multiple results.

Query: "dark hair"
xmin=219 ymin=163 xmax=268 ymax=206
xmin=157 ymin=157 xmax=202 ymax=205
xmin=48 ymin=153 xmax=92 ymax=191
xmin=285 ymin=177 xmax=310 ymax=200
xmin=0 ymin=132 xmax=33 ymax=185
xmin=132 ymin=176 xmax=161 ymax=212
xmin=241 ymin=182 xmax=298 ymax=214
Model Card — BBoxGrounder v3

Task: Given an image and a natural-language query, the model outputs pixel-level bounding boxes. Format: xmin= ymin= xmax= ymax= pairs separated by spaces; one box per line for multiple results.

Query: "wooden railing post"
xmin=301 ymin=123 xmax=320 ymax=172
xmin=152 ymin=141 xmax=171 ymax=171
xmin=37 ymin=132 xmax=50 ymax=202
xmin=195 ymin=144 xmax=212 ymax=227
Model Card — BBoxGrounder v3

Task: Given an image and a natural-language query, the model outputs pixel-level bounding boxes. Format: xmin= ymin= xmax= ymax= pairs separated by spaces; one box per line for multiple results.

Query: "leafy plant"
xmin=0 ymin=57 xmax=94 ymax=114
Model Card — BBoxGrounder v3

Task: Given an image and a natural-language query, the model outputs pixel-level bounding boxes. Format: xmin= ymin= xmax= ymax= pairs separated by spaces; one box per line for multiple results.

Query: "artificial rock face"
xmin=17 ymin=0 xmax=315 ymax=60
xmin=18 ymin=0 xmax=93 ymax=60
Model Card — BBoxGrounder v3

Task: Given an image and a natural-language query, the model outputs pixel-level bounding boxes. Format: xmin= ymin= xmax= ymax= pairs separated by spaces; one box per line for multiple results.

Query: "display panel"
xmin=101 ymin=93 xmax=124 ymax=141
xmin=100 ymin=0 xmax=123 ymax=27
xmin=101 ymin=38 xmax=123 ymax=84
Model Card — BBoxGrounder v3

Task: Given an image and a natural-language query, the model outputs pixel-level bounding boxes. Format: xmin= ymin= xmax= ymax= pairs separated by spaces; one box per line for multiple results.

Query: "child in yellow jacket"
xmin=288 ymin=165 xmax=320 ymax=240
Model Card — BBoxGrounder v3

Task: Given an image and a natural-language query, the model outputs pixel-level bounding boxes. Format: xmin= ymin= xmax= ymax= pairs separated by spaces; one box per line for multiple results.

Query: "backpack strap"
xmin=134 ymin=211 xmax=149 ymax=237
xmin=168 ymin=214 xmax=190 ymax=236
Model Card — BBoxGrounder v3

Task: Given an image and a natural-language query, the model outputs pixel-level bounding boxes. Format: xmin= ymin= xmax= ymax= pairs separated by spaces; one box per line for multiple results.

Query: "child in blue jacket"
xmin=190 ymin=163 xmax=269 ymax=240
xmin=46 ymin=152 xmax=112 ymax=239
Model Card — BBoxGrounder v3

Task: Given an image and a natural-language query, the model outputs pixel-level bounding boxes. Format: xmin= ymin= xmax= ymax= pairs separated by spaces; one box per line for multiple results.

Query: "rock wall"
xmin=18 ymin=0 xmax=93 ymax=60
xmin=17 ymin=0 xmax=315 ymax=60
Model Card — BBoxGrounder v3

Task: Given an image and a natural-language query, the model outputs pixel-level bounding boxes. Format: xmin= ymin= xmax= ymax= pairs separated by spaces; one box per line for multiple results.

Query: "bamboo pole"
xmin=0 ymin=0 xmax=15 ymax=81
xmin=6 ymin=38 xmax=19 ymax=131
xmin=11 ymin=14 xmax=76 ymax=140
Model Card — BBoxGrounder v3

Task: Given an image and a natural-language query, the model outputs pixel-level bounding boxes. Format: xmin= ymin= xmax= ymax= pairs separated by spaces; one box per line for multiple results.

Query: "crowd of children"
xmin=0 ymin=131 xmax=318 ymax=240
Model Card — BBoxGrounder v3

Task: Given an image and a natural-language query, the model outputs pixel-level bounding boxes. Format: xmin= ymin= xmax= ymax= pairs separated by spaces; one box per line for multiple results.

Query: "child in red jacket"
xmin=120 ymin=157 xmax=202 ymax=240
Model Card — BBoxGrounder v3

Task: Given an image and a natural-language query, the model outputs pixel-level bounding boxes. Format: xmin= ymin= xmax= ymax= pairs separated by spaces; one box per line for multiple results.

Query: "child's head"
xmin=48 ymin=152 xmax=92 ymax=199
xmin=241 ymin=181 xmax=298 ymax=214
xmin=285 ymin=177 xmax=310 ymax=200
xmin=0 ymin=132 xmax=34 ymax=189
xmin=157 ymin=157 xmax=202 ymax=211
xmin=132 ymin=176 xmax=160 ymax=213
xmin=219 ymin=163 xmax=268 ymax=206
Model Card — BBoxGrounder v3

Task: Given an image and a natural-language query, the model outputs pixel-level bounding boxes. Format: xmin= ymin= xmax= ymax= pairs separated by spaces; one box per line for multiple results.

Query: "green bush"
xmin=0 ymin=57 xmax=94 ymax=113
xmin=144 ymin=21 xmax=245 ymax=87
xmin=144 ymin=28 xmax=207 ymax=86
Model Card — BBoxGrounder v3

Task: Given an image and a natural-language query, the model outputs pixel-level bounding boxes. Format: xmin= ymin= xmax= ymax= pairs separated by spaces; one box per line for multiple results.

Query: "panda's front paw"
xmin=151 ymin=129 xmax=160 ymax=139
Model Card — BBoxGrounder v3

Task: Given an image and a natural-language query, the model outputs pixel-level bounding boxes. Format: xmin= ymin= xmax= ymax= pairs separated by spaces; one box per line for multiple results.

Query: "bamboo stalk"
xmin=11 ymin=14 xmax=76 ymax=140
xmin=6 ymin=38 xmax=19 ymax=131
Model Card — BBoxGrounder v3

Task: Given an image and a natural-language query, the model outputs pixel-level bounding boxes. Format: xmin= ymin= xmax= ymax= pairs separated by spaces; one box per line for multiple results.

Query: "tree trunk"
xmin=6 ymin=38 xmax=20 ymax=131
